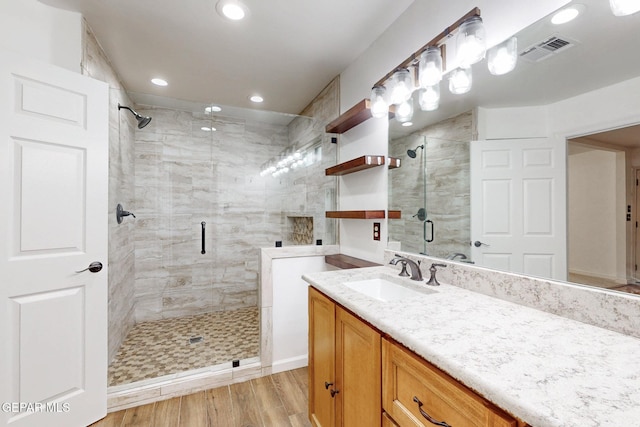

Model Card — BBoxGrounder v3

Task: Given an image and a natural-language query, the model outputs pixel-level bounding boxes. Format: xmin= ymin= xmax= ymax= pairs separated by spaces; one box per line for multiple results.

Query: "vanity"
xmin=303 ymin=254 xmax=640 ymax=427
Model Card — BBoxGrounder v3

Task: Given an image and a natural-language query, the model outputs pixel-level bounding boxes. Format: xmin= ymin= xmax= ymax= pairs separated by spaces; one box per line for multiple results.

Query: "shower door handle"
xmin=201 ymin=222 xmax=206 ymax=254
xmin=424 ymin=220 xmax=434 ymax=243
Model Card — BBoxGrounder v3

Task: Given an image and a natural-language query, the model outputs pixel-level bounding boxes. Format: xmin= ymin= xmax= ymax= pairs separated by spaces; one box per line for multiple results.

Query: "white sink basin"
xmin=343 ymin=277 xmax=432 ymax=302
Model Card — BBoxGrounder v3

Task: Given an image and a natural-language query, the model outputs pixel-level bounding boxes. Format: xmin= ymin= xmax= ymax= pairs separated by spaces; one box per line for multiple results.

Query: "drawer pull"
xmin=413 ymin=396 xmax=451 ymax=427
xmin=324 ymin=381 xmax=333 ymax=389
xmin=330 ymin=388 xmax=340 ymax=397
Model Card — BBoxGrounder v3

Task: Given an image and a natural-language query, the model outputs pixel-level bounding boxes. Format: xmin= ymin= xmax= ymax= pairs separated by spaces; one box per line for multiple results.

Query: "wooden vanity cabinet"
xmin=382 ymin=339 xmax=521 ymax=427
xmin=308 ymin=286 xmax=381 ymax=427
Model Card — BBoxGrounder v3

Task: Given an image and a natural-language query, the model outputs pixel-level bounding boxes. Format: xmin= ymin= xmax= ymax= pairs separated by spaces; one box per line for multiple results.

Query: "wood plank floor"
xmin=90 ymin=367 xmax=312 ymax=427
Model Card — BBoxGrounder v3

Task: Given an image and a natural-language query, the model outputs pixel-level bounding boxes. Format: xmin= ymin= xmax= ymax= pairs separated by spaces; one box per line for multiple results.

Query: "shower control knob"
xmin=75 ymin=261 xmax=103 ymax=273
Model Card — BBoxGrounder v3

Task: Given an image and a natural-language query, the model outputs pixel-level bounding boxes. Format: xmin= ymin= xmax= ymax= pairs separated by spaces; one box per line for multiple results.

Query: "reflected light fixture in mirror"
xmin=487 ymin=37 xmax=518 ymax=75
xmin=216 ymin=0 xmax=249 ymax=20
xmin=456 ymin=16 xmax=486 ymax=66
xmin=418 ymin=85 xmax=440 ymax=111
xmin=609 ymin=0 xmax=640 ymax=16
xmin=395 ymin=98 xmax=414 ymax=123
xmin=449 ymin=67 xmax=473 ymax=94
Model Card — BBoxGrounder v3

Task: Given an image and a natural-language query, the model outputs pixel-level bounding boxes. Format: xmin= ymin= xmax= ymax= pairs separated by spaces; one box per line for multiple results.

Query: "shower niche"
xmin=287 ymin=216 xmax=314 ymax=245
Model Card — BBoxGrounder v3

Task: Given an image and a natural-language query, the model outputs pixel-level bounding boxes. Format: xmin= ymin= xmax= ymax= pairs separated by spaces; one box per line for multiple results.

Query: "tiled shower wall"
xmin=133 ymin=110 xmax=294 ymax=321
xmin=389 ymin=111 xmax=472 ymax=258
xmin=81 ymin=21 xmax=136 ymax=362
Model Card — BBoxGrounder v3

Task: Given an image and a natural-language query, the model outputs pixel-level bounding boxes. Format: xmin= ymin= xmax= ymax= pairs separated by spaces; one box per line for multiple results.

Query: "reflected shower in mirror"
xmin=387 ymin=0 xmax=640 ymax=295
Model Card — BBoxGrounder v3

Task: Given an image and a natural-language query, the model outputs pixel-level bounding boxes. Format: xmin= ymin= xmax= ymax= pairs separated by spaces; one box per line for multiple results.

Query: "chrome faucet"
xmin=389 ymin=255 xmax=422 ymax=281
xmin=446 ymin=252 xmax=467 ymax=260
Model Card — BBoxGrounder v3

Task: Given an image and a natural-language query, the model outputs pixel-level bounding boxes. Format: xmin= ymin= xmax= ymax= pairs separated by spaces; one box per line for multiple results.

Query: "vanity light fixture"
xmin=456 ymin=16 xmax=486 ymax=66
xmin=367 ymin=7 xmax=516 ymax=120
xmin=201 ymin=126 xmax=217 ymax=132
xmin=609 ymin=0 xmax=640 ymax=16
xmin=216 ymin=0 xmax=249 ymax=21
xmin=370 ymin=86 xmax=389 ymax=118
xmin=205 ymin=105 xmax=222 ymax=113
xmin=389 ymin=68 xmax=414 ymax=105
xmin=151 ymin=78 xmax=168 ymax=86
xmin=487 ymin=37 xmax=518 ymax=75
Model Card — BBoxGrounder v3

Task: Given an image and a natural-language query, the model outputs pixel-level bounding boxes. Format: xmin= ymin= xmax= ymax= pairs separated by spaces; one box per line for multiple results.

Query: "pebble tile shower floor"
xmin=108 ymin=307 xmax=259 ymax=386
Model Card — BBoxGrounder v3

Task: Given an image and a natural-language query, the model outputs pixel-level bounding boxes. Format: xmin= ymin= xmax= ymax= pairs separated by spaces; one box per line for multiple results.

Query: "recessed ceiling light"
xmin=401 ymin=122 xmax=413 ymax=127
xmin=205 ymin=105 xmax=222 ymax=114
xmin=551 ymin=5 xmax=584 ymax=25
xmin=216 ymin=0 xmax=248 ymax=21
xmin=151 ymin=78 xmax=168 ymax=86
xmin=249 ymin=95 xmax=264 ymax=103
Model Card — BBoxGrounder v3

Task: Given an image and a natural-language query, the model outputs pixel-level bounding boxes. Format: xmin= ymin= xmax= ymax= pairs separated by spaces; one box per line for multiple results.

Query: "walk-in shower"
xmin=108 ymin=96 xmax=336 ymax=390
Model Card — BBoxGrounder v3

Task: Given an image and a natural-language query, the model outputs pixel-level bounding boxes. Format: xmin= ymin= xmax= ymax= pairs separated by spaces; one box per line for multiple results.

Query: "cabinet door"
xmin=336 ymin=307 xmax=381 ymax=427
xmin=309 ymin=287 xmax=336 ymax=427
xmin=382 ymin=339 xmax=517 ymax=427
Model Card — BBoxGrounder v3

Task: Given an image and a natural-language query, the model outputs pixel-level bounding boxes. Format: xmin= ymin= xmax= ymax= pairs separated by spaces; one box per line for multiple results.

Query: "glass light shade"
xmin=418 ymin=85 xmax=440 ymax=111
xmin=369 ymin=86 xmax=389 ymax=119
xmin=487 ymin=37 xmax=518 ymax=75
xmin=418 ymin=47 xmax=443 ymax=87
xmin=449 ymin=67 xmax=473 ymax=94
xmin=389 ymin=68 xmax=414 ymax=105
xmin=456 ymin=16 xmax=486 ymax=66
xmin=395 ymin=99 xmax=414 ymax=123
xmin=609 ymin=0 xmax=640 ymax=16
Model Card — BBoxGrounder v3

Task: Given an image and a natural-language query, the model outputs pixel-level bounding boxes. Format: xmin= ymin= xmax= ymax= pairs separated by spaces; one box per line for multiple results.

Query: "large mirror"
xmin=388 ymin=0 xmax=640 ymax=295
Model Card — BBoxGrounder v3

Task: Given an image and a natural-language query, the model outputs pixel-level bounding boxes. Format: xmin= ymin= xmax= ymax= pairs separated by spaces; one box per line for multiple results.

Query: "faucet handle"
xmin=398 ymin=261 xmax=410 ymax=277
xmin=426 ymin=263 xmax=447 ymax=286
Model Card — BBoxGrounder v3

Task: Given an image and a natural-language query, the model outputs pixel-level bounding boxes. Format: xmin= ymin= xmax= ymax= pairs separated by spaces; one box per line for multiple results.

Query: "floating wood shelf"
xmin=325 ymin=155 xmax=385 ymax=176
xmin=388 ymin=157 xmax=401 ymax=169
xmin=325 ymin=210 xmax=401 ymax=219
xmin=325 ymin=254 xmax=381 ymax=269
xmin=325 ymin=99 xmax=372 ymax=134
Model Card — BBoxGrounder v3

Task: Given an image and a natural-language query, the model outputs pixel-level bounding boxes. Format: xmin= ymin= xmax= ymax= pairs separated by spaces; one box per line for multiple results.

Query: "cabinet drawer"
xmin=382 ymin=339 xmax=517 ymax=427
xmin=383 ymin=411 xmax=400 ymax=427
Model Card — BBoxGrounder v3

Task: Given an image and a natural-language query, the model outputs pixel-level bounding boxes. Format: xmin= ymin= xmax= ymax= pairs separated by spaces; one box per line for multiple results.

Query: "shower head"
xmin=118 ymin=104 xmax=152 ymax=129
xmin=407 ymin=144 xmax=424 ymax=158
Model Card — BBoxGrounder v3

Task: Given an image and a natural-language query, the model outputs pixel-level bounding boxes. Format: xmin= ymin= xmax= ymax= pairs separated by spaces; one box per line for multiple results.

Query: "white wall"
xmin=337 ymin=117 xmax=389 ymax=263
xmin=0 ymin=0 xmax=82 ymax=73
xmin=271 ymin=256 xmax=337 ymax=373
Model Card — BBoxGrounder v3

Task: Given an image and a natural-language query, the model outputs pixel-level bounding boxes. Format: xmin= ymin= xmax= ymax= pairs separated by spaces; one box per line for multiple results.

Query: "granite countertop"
xmin=302 ymin=266 xmax=640 ymax=427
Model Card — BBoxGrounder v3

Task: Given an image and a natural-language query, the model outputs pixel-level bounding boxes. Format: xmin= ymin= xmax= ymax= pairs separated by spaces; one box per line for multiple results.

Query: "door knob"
xmin=76 ymin=262 xmax=103 ymax=273
xmin=473 ymin=241 xmax=490 ymax=247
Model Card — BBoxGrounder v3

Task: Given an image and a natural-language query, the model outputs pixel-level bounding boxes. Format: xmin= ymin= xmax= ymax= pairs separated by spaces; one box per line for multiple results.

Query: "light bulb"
xmin=395 ymin=99 xmax=414 ymax=123
xmin=418 ymin=85 xmax=440 ymax=111
xmin=449 ymin=67 xmax=473 ymax=94
xmin=609 ymin=0 xmax=640 ymax=16
xmin=457 ymin=16 xmax=486 ymax=66
xmin=487 ymin=37 xmax=518 ymax=75
xmin=369 ymin=86 xmax=389 ymax=119
xmin=418 ymin=47 xmax=443 ymax=87
xmin=389 ymin=69 xmax=413 ymax=105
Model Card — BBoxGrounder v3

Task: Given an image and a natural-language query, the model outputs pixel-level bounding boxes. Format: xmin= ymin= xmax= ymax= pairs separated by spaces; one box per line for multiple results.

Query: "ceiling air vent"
xmin=520 ymin=35 xmax=577 ymax=62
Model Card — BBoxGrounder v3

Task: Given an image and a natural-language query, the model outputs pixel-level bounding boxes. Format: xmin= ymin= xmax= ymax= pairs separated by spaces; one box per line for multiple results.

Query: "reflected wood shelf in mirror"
xmin=326 ymin=155 xmax=385 ymax=176
xmin=325 ymin=210 xmax=401 ymax=219
xmin=325 ymin=99 xmax=395 ymax=134
xmin=388 ymin=157 xmax=401 ymax=169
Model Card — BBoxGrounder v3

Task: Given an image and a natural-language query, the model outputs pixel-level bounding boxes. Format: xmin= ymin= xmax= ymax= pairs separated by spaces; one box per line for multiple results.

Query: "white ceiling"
xmin=37 ymin=0 xmax=414 ymax=114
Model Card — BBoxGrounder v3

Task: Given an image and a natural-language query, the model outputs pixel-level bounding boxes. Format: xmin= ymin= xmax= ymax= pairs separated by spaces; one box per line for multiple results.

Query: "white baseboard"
xmin=271 ymin=355 xmax=308 ymax=374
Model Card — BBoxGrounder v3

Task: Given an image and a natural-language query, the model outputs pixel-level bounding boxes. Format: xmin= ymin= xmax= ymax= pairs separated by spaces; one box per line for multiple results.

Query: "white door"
xmin=470 ymin=139 xmax=566 ymax=280
xmin=0 ymin=50 xmax=108 ymax=426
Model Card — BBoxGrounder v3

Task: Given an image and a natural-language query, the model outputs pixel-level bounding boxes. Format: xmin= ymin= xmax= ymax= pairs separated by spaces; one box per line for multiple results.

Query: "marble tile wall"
xmin=81 ymin=21 xmax=136 ymax=363
xmin=133 ymin=109 xmax=292 ymax=321
xmin=389 ymin=111 xmax=472 ymax=258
